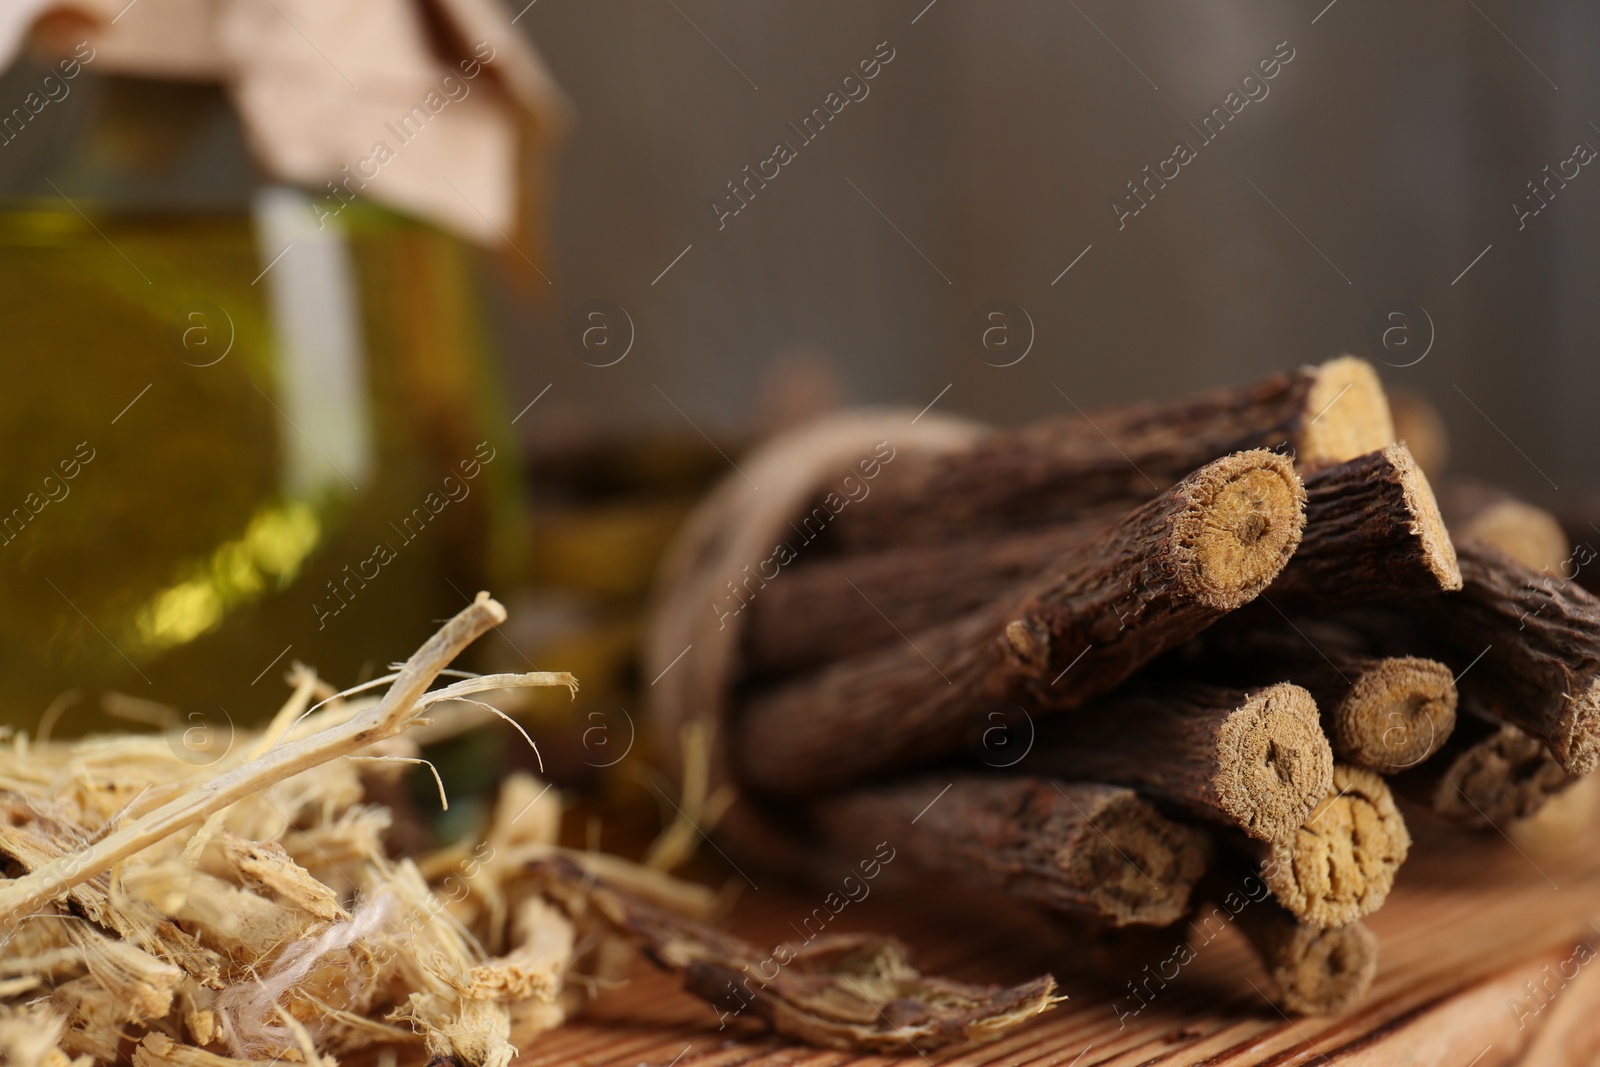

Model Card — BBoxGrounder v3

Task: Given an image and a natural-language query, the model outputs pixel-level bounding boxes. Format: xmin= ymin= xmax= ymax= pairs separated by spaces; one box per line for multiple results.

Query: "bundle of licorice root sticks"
xmin=646 ymin=355 xmax=1600 ymax=1020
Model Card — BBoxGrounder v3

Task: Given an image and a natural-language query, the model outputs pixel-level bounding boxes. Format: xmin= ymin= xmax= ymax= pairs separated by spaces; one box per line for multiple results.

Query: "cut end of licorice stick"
xmin=1173 ymin=450 xmax=1306 ymax=612
xmin=1328 ymin=656 xmax=1458 ymax=772
xmin=1297 ymin=355 xmax=1395 ymax=465
xmin=1213 ymin=683 xmax=1334 ymax=843
xmin=1264 ymin=764 xmax=1411 ymax=928
xmin=1434 ymin=722 xmax=1577 ymax=826
xmin=1069 ymin=788 xmax=1209 ymax=927
xmin=1461 ymin=499 xmax=1571 ymax=574
xmin=1558 ymin=678 xmax=1600 ymax=777
xmin=1246 ymin=909 xmax=1379 ymax=1016
xmin=1387 ymin=442 xmax=1462 ymax=592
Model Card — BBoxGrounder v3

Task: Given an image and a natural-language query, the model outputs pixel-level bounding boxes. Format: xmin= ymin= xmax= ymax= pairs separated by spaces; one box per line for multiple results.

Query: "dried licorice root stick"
xmin=1200 ymin=850 xmax=1378 ymax=1014
xmin=1187 ymin=625 xmax=1458 ymax=773
xmin=1233 ymin=900 xmax=1378 ymax=1015
xmin=1389 ymin=699 xmax=1576 ymax=828
xmin=735 ymin=450 xmax=1306 ymax=795
xmin=825 ymin=356 xmax=1388 ymax=550
xmin=1252 ymin=765 xmax=1411 ymax=928
xmin=743 ymin=443 xmax=1449 ymax=679
xmin=1441 ymin=479 xmax=1571 ymax=573
xmin=528 ymin=856 xmax=1060 ymax=1053
xmin=1303 ymin=656 xmax=1456 ymax=773
xmin=1019 ymin=682 xmax=1332 ymax=842
xmin=744 ymin=524 xmax=1082 ymax=677
xmin=1410 ymin=538 xmax=1600 ymax=774
xmin=807 ymin=776 xmax=1206 ymax=927
xmin=1263 ymin=441 xmax=1460 ymax=604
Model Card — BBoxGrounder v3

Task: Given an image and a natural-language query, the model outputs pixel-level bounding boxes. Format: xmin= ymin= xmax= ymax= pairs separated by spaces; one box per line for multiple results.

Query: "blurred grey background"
xmin=506 ymin=0 xmax=1598 ymax=506
xmin=4 ymin=0 xmax=1596 ymax=495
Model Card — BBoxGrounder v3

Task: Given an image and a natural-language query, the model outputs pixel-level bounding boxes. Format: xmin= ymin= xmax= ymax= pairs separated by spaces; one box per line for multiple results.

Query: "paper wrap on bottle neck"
xmin=3 ymin=0 xmax=569 ymax=245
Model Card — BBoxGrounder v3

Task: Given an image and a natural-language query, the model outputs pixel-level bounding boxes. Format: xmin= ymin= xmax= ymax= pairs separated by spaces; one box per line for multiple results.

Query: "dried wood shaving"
xmin=0 ymin=596 xmax=611 ymax=1066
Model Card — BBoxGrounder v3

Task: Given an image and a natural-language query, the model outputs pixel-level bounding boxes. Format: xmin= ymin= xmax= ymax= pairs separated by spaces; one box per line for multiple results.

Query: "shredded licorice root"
xmin=0 ymin=594 xmax=1052 ymax=1067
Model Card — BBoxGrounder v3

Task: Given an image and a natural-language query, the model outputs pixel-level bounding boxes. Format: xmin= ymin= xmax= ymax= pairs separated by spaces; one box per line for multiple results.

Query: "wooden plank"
xmin=521 ymin=796 xmax=1600 ymax=1066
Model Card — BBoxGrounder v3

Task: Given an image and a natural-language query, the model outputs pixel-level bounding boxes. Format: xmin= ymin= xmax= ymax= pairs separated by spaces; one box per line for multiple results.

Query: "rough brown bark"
xmin=1552 ymin=503 xmax=1600 ymax=595
xmin=734 ymin=451 xmax=1306 ymax=795
xmin=744 ymin=525 xmax=1083 ymax=677
xmin=743 ymin=444 xmax=1452 ymax=678
xmin=1183 ymin=624 xmax=1458 ymax=773
xmin=807 ymin=777 xmax=1205 ymax=927
xmin=823 ymin=356 xmax=1391 ymax=550
xmin=1019 ymin=681 xmax=1332 ymax=842
xmin=1441 ymin=480 xmax=1570 ymax=573
xmin=1234 ymin=901 xmax=1378 ymax=1015
xmin=1389 ymin=702 xmax=1576 ymax=828
xmin=1264 ymin=442 xmax=1459 ymax=603
xmin=1408 ymin=538 xmax=1600 ymax=775
xmin=1252 ymin=765 xmax=1411 ymax=928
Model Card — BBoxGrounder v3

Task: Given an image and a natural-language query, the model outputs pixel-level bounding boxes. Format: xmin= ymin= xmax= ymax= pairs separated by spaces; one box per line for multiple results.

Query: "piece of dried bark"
xmin=530 ymin=857 xmax=1060 ymax=1053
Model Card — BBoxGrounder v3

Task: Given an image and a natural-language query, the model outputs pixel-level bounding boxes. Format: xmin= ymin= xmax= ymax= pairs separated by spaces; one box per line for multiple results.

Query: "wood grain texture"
xmin=822 ymin=357 xmax=1388 ymax=550
xmin=733 ymin=451 xmax=1305 ymax=795
xmin=807 ymin=776 xmax=1206 ymax=926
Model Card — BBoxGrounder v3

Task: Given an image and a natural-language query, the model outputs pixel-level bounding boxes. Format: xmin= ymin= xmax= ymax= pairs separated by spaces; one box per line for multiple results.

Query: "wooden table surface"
xmin=522 ymin=793 xmax=1600 ymax=1067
